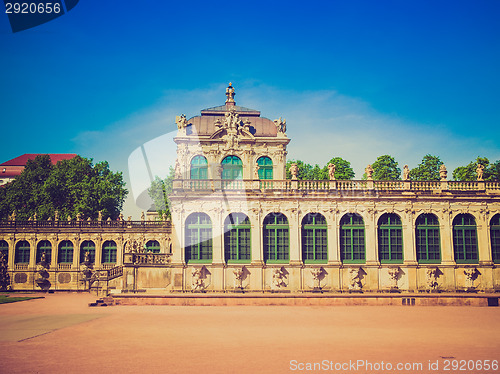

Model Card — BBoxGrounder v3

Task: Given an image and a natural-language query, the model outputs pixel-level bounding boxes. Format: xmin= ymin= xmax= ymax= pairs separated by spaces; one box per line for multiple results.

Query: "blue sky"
xmin=1 ymin=0 xmax=499 ymax=217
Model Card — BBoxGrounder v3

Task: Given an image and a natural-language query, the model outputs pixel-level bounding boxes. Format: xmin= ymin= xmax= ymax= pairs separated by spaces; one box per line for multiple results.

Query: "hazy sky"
xmin=1 ymin=1 xmax=499 ymax=218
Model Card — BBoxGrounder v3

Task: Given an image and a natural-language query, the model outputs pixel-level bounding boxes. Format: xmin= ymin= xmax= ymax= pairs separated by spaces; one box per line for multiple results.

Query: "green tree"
xmin=322 ymin=157 xmax=355 ymax=180
xmin=452 ymin=157 xmax=495 ymax=181
xmin=148 ymin=167 xmax=175 ymax=219
xmin=0 ymin=155 xmax=127 ymax=221
xmin=370 ymin=155 xmax=401 ymax=181
xmin=286 ymin=160 xmax=314 ymax=180
xmin=409 ymin=154 xmax=443 ymax=181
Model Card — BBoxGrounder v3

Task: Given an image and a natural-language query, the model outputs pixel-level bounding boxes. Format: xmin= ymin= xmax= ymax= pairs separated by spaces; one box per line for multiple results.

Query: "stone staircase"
xmin=88 ymin=296 xmax=114 ymax=307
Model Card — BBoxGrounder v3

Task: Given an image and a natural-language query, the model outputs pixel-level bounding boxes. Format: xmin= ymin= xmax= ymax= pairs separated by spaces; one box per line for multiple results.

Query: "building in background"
xmin=1 ymin=85 xmax=500 ymax=296
xmin=0 ymin=154 xmax=76 ymax=186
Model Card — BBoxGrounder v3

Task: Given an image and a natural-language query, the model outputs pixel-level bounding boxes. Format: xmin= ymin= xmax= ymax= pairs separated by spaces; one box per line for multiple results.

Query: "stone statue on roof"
xmin=225 ymin=82 xmax=235 ymax=104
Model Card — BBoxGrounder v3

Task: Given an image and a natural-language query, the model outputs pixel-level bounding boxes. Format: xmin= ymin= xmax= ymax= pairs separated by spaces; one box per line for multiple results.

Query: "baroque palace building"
xmin=1 ymin=83 xmax=500 ymax=295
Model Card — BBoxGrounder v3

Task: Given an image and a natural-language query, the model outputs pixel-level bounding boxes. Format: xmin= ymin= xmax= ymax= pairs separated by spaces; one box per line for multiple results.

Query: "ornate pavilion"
xmin=1 ymin=84 xmax=500 ymax=297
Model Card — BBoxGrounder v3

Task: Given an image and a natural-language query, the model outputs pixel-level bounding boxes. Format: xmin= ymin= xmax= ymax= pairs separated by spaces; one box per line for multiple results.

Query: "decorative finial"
xmin=225 ymin=82 xmax=235 ymax=105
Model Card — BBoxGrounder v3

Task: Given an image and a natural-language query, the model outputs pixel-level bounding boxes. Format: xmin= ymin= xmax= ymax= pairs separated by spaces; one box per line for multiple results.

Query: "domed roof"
xmin=185 ymin=84 xmax=278 ymax=137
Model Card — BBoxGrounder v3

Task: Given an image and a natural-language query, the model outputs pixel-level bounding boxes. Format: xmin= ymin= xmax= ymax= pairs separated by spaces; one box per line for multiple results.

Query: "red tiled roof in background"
xmin=0 ymin=154 xmax=77 ymax=166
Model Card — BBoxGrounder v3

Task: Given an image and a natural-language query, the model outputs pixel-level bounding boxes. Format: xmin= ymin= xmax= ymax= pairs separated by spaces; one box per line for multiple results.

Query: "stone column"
xmin=211 ymin=210 xmax=224 ymax=265
xmin=477 ymin=214 xmax=492 ymax=265
xmin=7 ymin=237 xmax=15 ymax=270
xmin=95 ymin=238 xmax=102 ymax=269
xmin=29 ymin=238 xmax=36 ymax=268
xmin=327 ymin=213 xmax=340 ymax=264
xmin=402 ymin=212 xmax=417 ymax=265
xmin=365 ymin=214 xmax=378 ymax=265
xmin=72 ymin=239 xmax=79 ymax=269
xmin=440 ymin=212 xmax=455 ymax=265
xmin=288 ymin=210 xmax=301 ymax=265
xmin=250 ymin=210 xmax=263 ymax=265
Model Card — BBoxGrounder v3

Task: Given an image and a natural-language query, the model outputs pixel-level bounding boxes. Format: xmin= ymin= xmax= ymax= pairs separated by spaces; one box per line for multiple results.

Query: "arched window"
xmin=0 ymin=240 xmax=8 ymax=260
xmin=58 ymin=240 xmax=74 ymax=264
xmin=491 ymin=214 xmax=500 ymax=263
xmin=102 ymin=241 xmax=117 ymax=263
xmin=340 ymin=214 xmax=365 ymax=263
xmin=416 ymin=214 xmax=440 ymax=263
xmin=146 ymin=240 xmax=161 ymax=253
xmin=263 ymin=213 xmax=289 ymax=263
xmin=257 ymin=156 xmax=273 ymax=180
xmin=224 ymin=213 xmax=251 ymax=262
xmin=15 ymin=241 xmax=30 ymax=264
xmin=185 ymin=213 xmax=212 ymax=263
xmin=80 ymin=240 xmax=96 ymax=264
xmin=302 ymin=213 xmax=327 ymax=263
xmin=453 ymin=214 xmax=478 ymax=263
xmin=190 ymin=155 xmax=208 ymax=180
xmin=36 ymin=240 xmax=52 ymax=264
xmin=221 ymin=156 xmax=243 ymax=180
xmin=378 ymin=214 xmax=403 ymax=263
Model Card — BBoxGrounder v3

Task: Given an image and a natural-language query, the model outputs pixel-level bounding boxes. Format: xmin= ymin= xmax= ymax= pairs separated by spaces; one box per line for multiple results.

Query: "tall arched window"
xmin=58 ymin=240 xmax=74 ymax=264
xmin=302 ymin=213 xmax=327 ymax=263
xmin=0 ymin=240 xmax=8 ymax=260
xmin=190 ymin=155 xmax=208 ymax=180
xmin=15 ymin=241 xmax=30 ymax=264
xmin=453 ymin=214 xmax=478 ymax=263
xmin=80 ymin=240 xmax=96 ymax=264
xmin=257 ymin=156 xmax=273 ymax=180
xmin=378 ymin=213 xmax=403 ymax=263
xmin=102 ymin=240 xmax=117 ymax=263
xmin=36 ymin=240 xmax=52 ymax=264
xmin=340 ymin=214 xmax=365 ymax=263
xmin=263 ymin=213 xmax=289 ymax=263
xmin=146 ymin=240 xmax=161 ymax=253
xmin=221 ymin=156 xmax=243 ymax=180
xmin=185 ymin=213 xmax=212 ymax=263
xmin=224 ymin=213 xmax=251 ymax=263
xmin=491 ymin=214 xmax=500 ymax=263
xmin=416 ymin=214 xmax=440 ymax=263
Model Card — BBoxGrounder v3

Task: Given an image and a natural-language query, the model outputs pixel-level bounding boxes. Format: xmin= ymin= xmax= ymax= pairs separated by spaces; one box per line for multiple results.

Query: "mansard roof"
xmin=186 ymin=84 xmax=278 ymax=137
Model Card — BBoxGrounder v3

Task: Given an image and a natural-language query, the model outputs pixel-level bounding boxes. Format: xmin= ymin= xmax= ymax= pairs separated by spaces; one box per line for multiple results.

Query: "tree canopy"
xmin=286 ymin=157 xmax=355 ymax=180
xmin=369 ymin=155 xmax=401 ymax=181
xmin=148 ymin=167 xmax=175 ymax=219
xmin=452 ymin=157 xmax=500 ymax=181
xmin=409 ymin=154 xmax=443 ymax=181
xmin=0 ymin=155 xmax=128 ymax=221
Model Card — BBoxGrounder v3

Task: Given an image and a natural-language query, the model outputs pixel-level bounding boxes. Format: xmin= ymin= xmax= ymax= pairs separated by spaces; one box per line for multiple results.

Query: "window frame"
xmin=263 ymin=213 xmax=289 ymax=264
xmin=340 ymin=214 xmax=365 ymax=264
xmin=257 ymin=156 xmax=273 ymax=180
xmin=301 ymin=213 xmax=328 ymax=264
xmin=224 ymin=213 xmax=251 ymax=263
xmin=491 ymin=214 xmax=500 ymax=263
xmin=102 ymin=240 xmax=117 ymax=264
xmin=453 ymin=214 xmax=479 ymax=264
xmin=415 ymin=214 xmax=441 ymax=264
xmin=377 ymin=213 xmax=403 ymax=264
xmin=36 ymin=240 xmax=52 ymax=264
xmin=15 ymin=240 xmax=30 ymax=264
xmin=185 ymin=213 xmax=213 ymax=264
xmin=190 ymin=155 xmax=208 ymax=180
xmin=58 ymin=240 xmax=74 ymax=264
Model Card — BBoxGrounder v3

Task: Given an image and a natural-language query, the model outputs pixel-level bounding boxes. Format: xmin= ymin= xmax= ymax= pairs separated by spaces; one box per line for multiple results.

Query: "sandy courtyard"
xmin=0 ymin=293 xmax=498 ymax=374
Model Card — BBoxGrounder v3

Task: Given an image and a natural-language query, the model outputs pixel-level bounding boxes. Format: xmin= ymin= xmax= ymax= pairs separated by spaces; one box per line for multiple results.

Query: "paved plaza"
xmin=0 ymin=293 xmax=498 ymax=373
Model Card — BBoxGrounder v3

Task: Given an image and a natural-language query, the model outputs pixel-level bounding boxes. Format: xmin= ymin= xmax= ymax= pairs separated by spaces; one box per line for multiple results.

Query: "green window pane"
xmin=222 ymin=156 xmax=243 ymax=180
xmin=146 ymin=240 xmax=161 ymax=253
xmin=190 ymin=156 xmax=208 ymax=180
xmin=58 ymin=240 xmax=74 ymax=264
xmin=102 ymin=241 xmax=117 ymax=263
xmin=15 ymin=240 xmax=30 ymax=264
xmin=340 ymin=214 xmax=365 ymax=263
xmin=378 ymin=214 xmax=403 ymax=263
xmin=263 ymin=213 xmax=289 ymax=263
xmin=185 ymin=213 xmax=213 ymax=263
xmin=36 ymin=240 xmax=52 ymax=264
xmin=257 ymin=156 xmax=273 ymax=180
xmin=453 ymin=214 xmax=478 ymax=263
xmin=80 ymin=240 xmax=96 ymax=263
